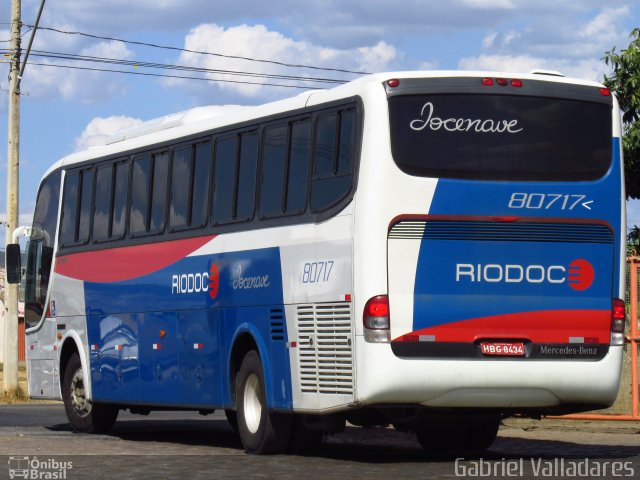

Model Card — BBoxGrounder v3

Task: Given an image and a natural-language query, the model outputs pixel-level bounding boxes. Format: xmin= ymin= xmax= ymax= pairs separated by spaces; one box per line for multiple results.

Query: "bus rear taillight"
xmin=611 ymin=298 xmax=626 ymax=346
xmin=363 ymin=295 xmax=391 ymax=343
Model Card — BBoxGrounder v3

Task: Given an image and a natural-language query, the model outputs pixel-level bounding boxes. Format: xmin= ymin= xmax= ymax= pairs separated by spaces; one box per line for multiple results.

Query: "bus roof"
xmin=42 ymin=69 xmax=607 ymax=179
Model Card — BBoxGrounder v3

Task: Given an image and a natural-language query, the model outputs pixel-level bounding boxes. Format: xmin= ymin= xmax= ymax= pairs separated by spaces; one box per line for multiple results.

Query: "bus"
xmin=6 ymin=70 xmax=626 ymax=454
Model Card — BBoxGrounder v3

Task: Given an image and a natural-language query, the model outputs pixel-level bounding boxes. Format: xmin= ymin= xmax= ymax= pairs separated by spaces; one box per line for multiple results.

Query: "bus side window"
xmin=60 ymin=172 xmax=79 ymax=247
xmin=93 ymin=164 xmax=113 ymax=242
xmin=235 ymin=132 xmax=258 ymax=222
xmin=260 ymin=125 xmax=288 ymax=218
xmin=285 ymin=119 xmax=311 ymax=214
xmin=170 ymin=140 xmax=212 ymax=231
xmin=310 ymin=108 xmax=356 ymax=212
xmin=337 ymin=109 xmax=355 ymax=175
xmin=24 ymin=171 xmax=61 ymax=328
xmin=212 ymin=136 xmax=237 ymax=225
xmin=170 ymin=146 xmax=192 ymax=229
xmin=111 ymin=161 xmax=129 ymax=239
xmin=77 ymin=169 xmax=94 ymax=244
xmin=191 ymin=142 xmax=212 ymax=228
xmin=149 ymin=153 xmax=169 ymax=233
xmin=313 ymin=114 xmax=337 ymax=178
xmin=130 ymin=156 xmax=151 ymax=235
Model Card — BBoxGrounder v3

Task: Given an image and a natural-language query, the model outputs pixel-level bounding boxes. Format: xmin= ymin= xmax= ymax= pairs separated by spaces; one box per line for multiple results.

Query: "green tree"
xmin=629 ymin=225 xmax=640 ymax=256
xmin=604 ymin=28 xmax=640 ymax=199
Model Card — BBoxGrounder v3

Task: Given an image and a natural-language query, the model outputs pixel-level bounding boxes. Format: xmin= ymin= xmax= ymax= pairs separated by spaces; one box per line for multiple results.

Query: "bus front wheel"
xmin=62 ymin=352 xmax=118 ymax=433
xmin=236 ymin=350 xmax=292 ymax=454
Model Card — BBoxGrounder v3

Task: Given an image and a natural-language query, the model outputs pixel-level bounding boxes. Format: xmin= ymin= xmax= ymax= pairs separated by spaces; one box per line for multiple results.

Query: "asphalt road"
xmin=0 ymin=404 xmax=639 ymax=480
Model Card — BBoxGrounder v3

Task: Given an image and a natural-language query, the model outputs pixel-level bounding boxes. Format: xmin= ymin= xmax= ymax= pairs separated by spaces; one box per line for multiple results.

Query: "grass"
xmin=1 ymin=384 xmax=28 ymax=403
xmin=0 ymin=362 xmax=61 ymax=404
xmin=0 ymin=363 xmax=29 ymax=403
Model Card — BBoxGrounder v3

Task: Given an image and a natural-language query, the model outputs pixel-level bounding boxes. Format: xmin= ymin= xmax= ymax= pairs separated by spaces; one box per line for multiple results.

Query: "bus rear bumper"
xmin=355 ymin=338 xmax=623 ymax=412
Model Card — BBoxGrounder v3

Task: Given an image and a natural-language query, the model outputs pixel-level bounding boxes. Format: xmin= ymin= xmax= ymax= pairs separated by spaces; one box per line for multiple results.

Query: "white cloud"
xmin=74 ymin=115 xmax=142 ymax=151
xmin=482 ymin=32 xmax=499 ymax=49
xmin=583 ymin=6 xmax=628 ymax=38
xmin=418 ymin=60 xmax=439 ymax=71
xmin=20 ymin=37 xmax=135 ymax=103
xmin=458 ymin=54 xmax=545 ymax=75
xmin=462 ymin=0 xmax=515 ymax=9
xmin=166 ymin=23 xmax=397 ymax=101
xmin=81 ymin=39 xmax=135 ymax=60
xmin=465 ymin=6 xmax=633 ymax=81
xmin=357 ymin=41 xmax=398 ymax=72
xmin=458 ymin=54 xmax=607 ymax=81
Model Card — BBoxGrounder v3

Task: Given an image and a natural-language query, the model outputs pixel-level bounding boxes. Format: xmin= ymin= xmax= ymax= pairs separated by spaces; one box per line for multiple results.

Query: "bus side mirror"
xmin=6 ymin=243 xmax=22 ymax=284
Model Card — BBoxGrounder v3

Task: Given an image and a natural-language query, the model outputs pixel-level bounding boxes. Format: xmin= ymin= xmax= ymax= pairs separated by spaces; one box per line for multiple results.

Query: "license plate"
xmin=480 ymin=342 xmax=525 ymax=356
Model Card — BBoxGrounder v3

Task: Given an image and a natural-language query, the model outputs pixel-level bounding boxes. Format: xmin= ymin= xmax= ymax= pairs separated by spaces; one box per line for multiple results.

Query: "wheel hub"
xmin=70 ymin=369 xmax=92 ymax=418
xmin=243 ymin=373 xmax=262 ymax=434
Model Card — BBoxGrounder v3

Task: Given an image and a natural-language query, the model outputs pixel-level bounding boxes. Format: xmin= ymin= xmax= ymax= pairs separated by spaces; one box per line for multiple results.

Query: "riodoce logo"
xmin=409 ymin=102 xmax=524 ymax=134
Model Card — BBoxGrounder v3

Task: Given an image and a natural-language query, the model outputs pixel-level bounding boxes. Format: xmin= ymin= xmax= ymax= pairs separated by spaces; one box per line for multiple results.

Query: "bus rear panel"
xmin=355 ymin=74 xmax=624 ymax=415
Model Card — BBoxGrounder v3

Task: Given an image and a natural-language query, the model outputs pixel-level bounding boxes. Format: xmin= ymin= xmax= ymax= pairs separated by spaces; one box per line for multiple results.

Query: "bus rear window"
xmin=388 ymin=94 xmax=612 ymax=181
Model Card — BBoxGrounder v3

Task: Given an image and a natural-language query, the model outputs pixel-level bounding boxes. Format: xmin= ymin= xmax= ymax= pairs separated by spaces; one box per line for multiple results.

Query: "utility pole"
xmin=4 ymin=0 xmax=21 ymax=392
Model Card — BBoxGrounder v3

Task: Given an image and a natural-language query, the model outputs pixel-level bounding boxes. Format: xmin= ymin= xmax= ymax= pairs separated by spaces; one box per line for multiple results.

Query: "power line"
xmin=1 ymin=45 xmax=353 ymax=88
xmin=26 ymin=24 xmax=370 ymax=76
xmin=26 ymin=61 xmax=318 ymax=89
xmin=28 ymin=49 xmax=348 ymax=84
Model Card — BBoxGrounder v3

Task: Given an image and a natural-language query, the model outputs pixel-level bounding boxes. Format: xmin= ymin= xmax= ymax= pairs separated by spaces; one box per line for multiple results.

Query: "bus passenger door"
xmin=25 ymin=239 xmax=60 ymax=399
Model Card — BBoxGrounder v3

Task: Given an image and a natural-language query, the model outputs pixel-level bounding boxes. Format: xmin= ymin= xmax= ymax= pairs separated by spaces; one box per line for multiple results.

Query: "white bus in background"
xmin=6 ymin=70 xmax=626 ymax=454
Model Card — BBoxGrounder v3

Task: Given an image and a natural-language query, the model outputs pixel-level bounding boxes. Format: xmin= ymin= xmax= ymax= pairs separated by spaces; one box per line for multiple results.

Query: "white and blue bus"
xmin=6 ymin=70 xmax=627 ymax=454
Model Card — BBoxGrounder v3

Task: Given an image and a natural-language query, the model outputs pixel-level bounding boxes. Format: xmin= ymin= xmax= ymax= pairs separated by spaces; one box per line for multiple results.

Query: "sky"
xmin=1 ymin=0 xmax=639 ymax=245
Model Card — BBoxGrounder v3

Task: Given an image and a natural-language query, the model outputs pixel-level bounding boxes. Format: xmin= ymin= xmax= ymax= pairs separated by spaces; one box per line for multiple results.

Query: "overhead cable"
xmin=26 ymin=24 xmax=371 ymax=76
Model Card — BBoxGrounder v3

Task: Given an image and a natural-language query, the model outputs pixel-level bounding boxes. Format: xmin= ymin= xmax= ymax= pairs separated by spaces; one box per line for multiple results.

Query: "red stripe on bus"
xmin=54 ymin=235 xmax=216 ymax=283
xmin=393 ymin=309 xmax=610 ymax=344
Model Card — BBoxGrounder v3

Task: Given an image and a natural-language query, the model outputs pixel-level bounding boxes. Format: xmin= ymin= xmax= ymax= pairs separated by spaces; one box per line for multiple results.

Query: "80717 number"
xmin=508 ymin=193 xmax=591 ymax=210
xmin=302 ymin=261 xmax=334 ymax=284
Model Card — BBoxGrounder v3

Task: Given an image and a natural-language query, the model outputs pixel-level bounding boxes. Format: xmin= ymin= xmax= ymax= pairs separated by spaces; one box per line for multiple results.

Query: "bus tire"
xmin=415 ymin=418 xmax=499 ymax=454
xmin=236 ymin=350 xmax=292 ymax=454
xmin=62 ymin=352 xmax=118 ymax=434
xmin=225 ymin=409 xmax=238 ymax=432
xmin=462 ymin=419 xmax=500 ymax=452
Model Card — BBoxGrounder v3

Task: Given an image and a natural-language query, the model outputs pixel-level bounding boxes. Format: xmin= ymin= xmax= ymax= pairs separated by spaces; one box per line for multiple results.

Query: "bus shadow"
xmin=45 ymin=422 xmax=640 ymax=463
xmin=314 ymin=430 xmax=640 ymax=463
xmin=47 ymin=418 xmax=244 ymax=450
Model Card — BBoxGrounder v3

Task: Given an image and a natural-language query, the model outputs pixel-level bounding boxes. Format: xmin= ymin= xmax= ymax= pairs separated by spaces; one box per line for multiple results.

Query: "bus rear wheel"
xmin=415 ymin=418 xmax=500 ymax=454
xmin=236 ymin=350 xmax=292 ymax=454
xmin=62 ymin=352 xmax=118 ymax=433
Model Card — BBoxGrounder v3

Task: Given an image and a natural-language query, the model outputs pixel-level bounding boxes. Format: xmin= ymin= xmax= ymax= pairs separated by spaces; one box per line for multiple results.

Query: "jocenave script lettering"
xmin=409 ymin=102 xmax=523 ymax=134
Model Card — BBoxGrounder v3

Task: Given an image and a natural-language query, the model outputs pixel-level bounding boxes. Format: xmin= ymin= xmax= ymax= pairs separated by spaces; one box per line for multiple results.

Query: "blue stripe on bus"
xmin=414 ymin=138 xmax=623 ymax=334
xmin=87 ymin=246 xmax=293 ymax=409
